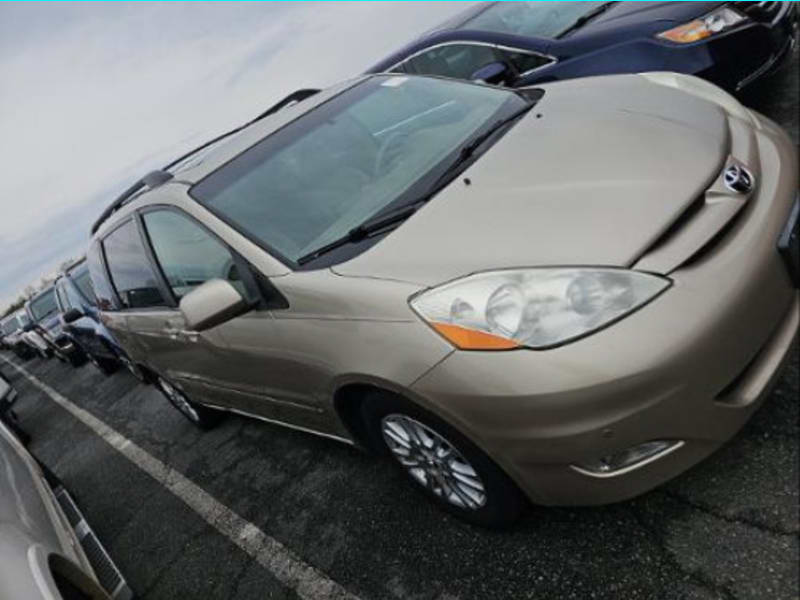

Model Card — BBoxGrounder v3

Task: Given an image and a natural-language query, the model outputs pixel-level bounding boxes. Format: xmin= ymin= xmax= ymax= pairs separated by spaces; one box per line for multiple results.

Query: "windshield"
xmin=460 ymin=2 xmax=606 ymax=38
xmin=29 ymin=288 xmax=59 ymax=322
xmin=192 ymin=75 xmax=523 ymax=265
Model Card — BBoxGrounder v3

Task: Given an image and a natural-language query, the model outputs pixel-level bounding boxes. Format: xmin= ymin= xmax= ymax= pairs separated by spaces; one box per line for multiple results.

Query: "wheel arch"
xmin=332 ymin=376 xmax=487 ymax=456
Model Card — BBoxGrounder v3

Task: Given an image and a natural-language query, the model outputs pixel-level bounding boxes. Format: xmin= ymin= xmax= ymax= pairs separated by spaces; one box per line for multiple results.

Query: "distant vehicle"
xmin=1 ymin=311 xmax=37 ymax=361
xmin=21 ymin=326 xmax=53 ymax=360
xmin=0 ymin=416 xmax=132 ymax=599
xmin=367 ymin=2 xmax=798 ymax=93
xmin=85 ymin=72 xmax=797 ymax=526
xmin=0 ymin=315 xmax=16 ymax=351
xmin=25 ymin=285 xmax=86 ymax=367
xmin=54 ymin=259 xmax=143 ymax=379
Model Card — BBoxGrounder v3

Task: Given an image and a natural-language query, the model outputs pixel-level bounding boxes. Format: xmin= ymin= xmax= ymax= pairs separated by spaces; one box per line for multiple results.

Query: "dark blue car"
xmin=367 ymin=2 xmax=797 ymax=93
xmin=54 ymin=259 xmax=145 ymax=380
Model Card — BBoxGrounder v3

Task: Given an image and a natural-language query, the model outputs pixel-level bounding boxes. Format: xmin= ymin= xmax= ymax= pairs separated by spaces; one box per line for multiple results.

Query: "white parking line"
xmin=1 ymin=357 xmax=363 ymax=600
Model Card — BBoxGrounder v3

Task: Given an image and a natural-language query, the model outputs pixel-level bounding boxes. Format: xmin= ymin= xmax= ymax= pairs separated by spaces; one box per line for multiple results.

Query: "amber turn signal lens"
xmin=658 ymin=20 xmax=712 ymax=43
xmin=431 ymin=322 xmax=520 ymax=350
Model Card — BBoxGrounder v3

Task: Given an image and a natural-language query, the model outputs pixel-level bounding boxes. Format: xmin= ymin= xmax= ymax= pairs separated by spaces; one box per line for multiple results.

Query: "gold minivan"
xmin=86 ymin=73 xmax=798 ymax=526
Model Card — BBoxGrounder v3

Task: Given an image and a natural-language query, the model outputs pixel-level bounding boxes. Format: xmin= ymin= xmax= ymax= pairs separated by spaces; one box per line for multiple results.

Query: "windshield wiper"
xmin=297 ymin=102 xmax=533 ymax=266
xmin=297 ymin=200 xmax=426 ymax=265
xmin=556 ymin=2 xmax=617 ymax=38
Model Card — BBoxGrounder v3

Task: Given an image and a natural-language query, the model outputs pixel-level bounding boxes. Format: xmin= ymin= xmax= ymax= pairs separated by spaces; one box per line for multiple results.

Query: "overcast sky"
xmin=0 ymin=1 xmax=473 ymax=310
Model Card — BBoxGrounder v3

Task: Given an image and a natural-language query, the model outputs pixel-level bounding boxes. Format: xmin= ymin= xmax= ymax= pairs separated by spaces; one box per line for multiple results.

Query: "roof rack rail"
xmin=91 ymin=88 xmax=320 ymax=236
xmin=161 ymin=88 xmax=320 ymax=172
xmin=90 ymin=170 xmax=173 ymax=235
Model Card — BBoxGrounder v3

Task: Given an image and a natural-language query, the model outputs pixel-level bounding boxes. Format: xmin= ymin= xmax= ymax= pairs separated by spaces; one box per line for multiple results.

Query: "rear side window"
xmin=499 ymin=49 xmax=552 ymax=74
xmin=406 ymin=44 xmax=499 ymax=80
xmin=142 ymin=210 xmax=244 ymax=300
xmin=87 ymin=241 xmax=118 ymax=311
xmin=102 ymin=220 xmax=165 ymax=309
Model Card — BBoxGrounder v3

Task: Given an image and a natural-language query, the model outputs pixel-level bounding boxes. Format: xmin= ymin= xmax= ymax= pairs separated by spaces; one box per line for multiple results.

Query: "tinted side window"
xmin=408 ymin=44 xmax=499 ymax=79
xmin=103 ymin=220 xmax=165 ymax=309
xmin=142 ymin=210 xmax=243 ymax=300
xmin=87 ymin=241 xmax=117 ymax=311
xmin=499 ymin=49 xmax=551 ymax=74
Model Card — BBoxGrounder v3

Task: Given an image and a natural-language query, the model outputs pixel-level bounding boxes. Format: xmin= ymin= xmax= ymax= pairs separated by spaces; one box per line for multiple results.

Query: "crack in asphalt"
xmin=630 ymin=506 xmax=737 ymax=600
xmin=659 ymin=490 xmax=799 ymax=538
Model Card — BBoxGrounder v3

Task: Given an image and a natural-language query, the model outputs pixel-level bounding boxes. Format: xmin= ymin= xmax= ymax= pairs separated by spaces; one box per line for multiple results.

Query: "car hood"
xmin=334 ymin=74 xmax=730 ymax=287
xmin=573 ymin=2 xmax=719 ymax=35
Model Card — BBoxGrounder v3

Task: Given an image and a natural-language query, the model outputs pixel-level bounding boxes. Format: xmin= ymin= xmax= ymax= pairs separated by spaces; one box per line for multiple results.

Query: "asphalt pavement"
xmin=1 ymin=48 xmax=798 ymax=600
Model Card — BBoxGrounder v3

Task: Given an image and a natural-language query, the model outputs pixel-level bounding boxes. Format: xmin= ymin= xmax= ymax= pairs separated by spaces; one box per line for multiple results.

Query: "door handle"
xmin=164 ymin=328 xmax=200 ymax=342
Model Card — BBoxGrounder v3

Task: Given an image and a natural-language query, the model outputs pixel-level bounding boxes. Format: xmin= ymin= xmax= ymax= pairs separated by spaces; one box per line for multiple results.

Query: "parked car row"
xmin=2 ymin=2 xmax=798 ymax=530
xmin=1 ymin=311 xmax=39 ymax=360
xmin=367 ymin=1 xmax=798 ymax=92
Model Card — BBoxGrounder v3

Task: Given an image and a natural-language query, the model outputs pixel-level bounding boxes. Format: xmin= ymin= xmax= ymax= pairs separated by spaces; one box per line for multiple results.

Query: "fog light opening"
xmin=571 ymin=440 xmax=684 ymax=478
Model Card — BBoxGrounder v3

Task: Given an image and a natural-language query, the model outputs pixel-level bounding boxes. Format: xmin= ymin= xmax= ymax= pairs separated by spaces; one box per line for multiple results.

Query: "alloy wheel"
xmin=381 ymin=414 xmax=487 ymax=510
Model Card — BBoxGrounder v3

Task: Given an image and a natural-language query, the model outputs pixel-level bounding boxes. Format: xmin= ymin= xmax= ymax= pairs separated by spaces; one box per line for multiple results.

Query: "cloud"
xmin=0 ymin=1 xmax=473 ymax=309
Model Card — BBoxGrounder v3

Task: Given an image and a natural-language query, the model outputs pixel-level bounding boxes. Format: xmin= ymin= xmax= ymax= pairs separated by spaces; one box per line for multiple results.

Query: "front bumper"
xmin=411 ymin=113 xmax=799 ymax=506
xmin=53 ymin=334 xmax=76 ymax=353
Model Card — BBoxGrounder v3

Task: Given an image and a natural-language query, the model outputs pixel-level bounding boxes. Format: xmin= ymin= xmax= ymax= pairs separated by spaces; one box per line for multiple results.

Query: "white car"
xmin=0 ymin=412 xmax=132 ymax=599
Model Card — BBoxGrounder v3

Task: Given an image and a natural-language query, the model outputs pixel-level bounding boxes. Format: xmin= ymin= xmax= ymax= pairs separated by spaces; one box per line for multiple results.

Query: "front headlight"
xmin=657 ymin=7 xmax=747 ymax=44
xmin=410 ymin=268 xmax=670 ymax=350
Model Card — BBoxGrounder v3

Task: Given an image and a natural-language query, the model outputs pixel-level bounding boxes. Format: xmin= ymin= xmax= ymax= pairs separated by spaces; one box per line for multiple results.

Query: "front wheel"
xmin=86 ymin=351 xmax=118 ymax=376
xmin=156 ymin=375 xmax=223 ymax=430
xmin=361 ymin=393 xmax=528 ymax=528
xmin=66 ymin=347 xmax=88 ymax=368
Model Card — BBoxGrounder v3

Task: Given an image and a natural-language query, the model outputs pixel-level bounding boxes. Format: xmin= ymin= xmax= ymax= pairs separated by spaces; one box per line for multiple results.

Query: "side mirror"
xmin=470 ymin=61 xmax=511 ymax=86
xmin=22 ymin=323 xmax=35 ymax=333
xmin=62 ymin=308 xmax=84 ymax=324
xmin=179 ymin=279 xmax=250 ymax=332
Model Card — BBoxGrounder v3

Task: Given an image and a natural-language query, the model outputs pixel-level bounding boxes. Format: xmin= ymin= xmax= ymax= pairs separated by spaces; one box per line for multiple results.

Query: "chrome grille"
xmin=733 ymin=2 xmax=784 ymax=23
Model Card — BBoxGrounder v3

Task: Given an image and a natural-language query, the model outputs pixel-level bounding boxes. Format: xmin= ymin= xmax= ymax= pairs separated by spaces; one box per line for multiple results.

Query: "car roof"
xmin=91 ymin=77 xmax=366 ymax=241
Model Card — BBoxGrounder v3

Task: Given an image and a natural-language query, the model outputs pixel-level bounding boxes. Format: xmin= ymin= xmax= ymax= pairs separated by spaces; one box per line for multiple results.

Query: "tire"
xmin=67 ymin=347 xmax=88 ymax=368
xmin=361 ymin=391 xmax=528 ymax=528
xmin=156 ymin=375 xmax=223 ymax=430
xmin=86 ymin=351 xmax=118 ymax=376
